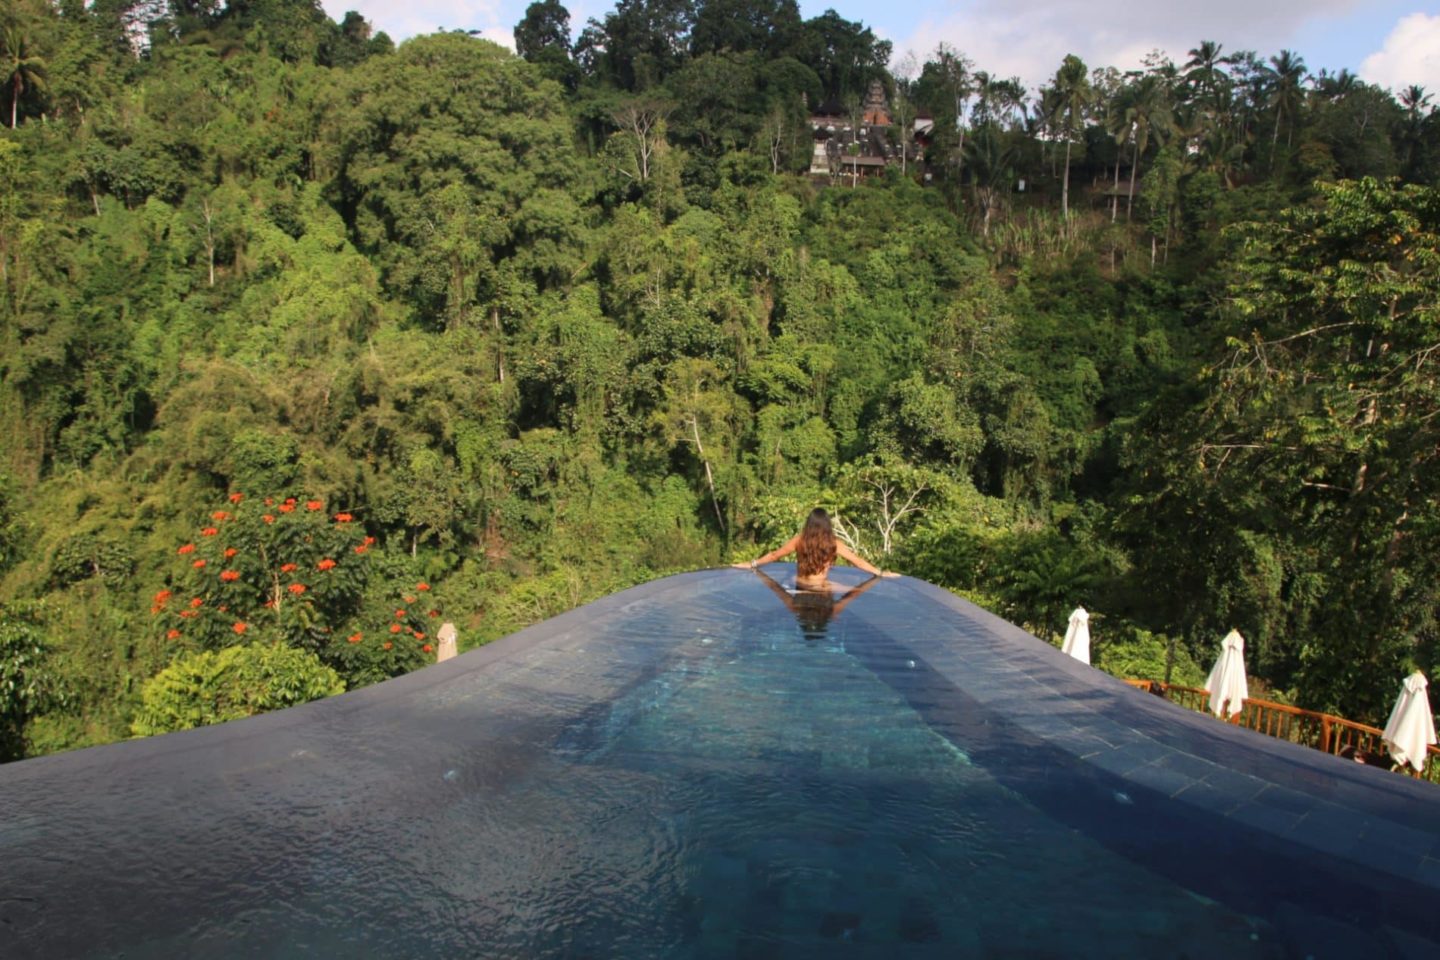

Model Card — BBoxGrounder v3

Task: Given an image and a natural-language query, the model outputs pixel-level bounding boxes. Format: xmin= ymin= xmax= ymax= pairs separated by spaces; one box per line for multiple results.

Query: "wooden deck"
xmin=1123 ymin=680 xmax=1440 ymax=784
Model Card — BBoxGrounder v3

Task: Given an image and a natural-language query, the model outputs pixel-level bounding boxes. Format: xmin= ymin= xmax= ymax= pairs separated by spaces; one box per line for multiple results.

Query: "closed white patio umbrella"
xmin=1061 ymin=607 xmax=1090 ymax=665
xmin=1204 ymin=629 xmax=1249 ymax=720
xmin=1382 ymin=671 xmax=1437 ymax=772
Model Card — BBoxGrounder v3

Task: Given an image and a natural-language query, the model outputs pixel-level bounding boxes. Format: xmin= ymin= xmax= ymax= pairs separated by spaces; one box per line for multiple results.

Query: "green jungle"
xmin=2 ymin=0 xmax=1438 ymax=762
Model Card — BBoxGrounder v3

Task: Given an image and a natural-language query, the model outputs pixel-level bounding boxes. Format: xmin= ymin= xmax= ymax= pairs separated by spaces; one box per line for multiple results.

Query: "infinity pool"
xmin=2 ymin=570 xmax=1438 ymax=958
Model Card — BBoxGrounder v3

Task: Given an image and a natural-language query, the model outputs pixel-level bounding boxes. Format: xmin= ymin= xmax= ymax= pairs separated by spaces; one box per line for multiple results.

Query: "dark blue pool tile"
xmin=1252 ymin=784 xmax=1316 ymax=816
xmin=1289 ymin=804 xmax=1373 ymax=857
xmin=1417 ymin=857 xmax=1440 ymax=888
xmin=1152 ymin=751 xmax=1221 ymax=781
xmin=1089 ymin=740 xmax=1172 ymax=777
xmin=1040 ymin=728 xmax=1114 ymax=759
xmin=1346 ymin=820 xmax=1440 ymax=879
xmin=1198 ymin=766 xmax=1267 ymax=805
xmin=1228 ymin=800 xmax=1305 ymax=834
xmin=1169 ymin=778 xmax=1244 ymax=815
xmin=1124 ymin=759 xmax=1199 ymax=798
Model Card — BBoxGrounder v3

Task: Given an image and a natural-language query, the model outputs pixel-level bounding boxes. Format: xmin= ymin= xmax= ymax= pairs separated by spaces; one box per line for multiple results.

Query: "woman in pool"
xmin=731 ymin=508 xmax=893 ymax=590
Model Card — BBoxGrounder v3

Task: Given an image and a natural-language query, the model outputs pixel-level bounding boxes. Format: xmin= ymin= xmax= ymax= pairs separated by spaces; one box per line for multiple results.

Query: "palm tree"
xmin=1398 ymin=84 xmax=1433 ymax=179
xmin=931 ymin=44 xmax=973 ymax=188
xmin=1184 ymin=40 xmax=1233 ymax=106
xmin=1123 ymin=75 xmax=1174 ymax=220
xmin=1105 ymin=79 xmax=1143 ymax=222
xmin=965 ymin=121 xmax=1015 ymax=238
xmin=1183 ymin=41 xmax=1233 ymax=158
xmin=1267 ymin=49 xmax=1307 ymax=153
xmin=1047 ymin=54 xmax=1091 ymax=219
xmin=2 ymin=23 xmax=46 ymax=129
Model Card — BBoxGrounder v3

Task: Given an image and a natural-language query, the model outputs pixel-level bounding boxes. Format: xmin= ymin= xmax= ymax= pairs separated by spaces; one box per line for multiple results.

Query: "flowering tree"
xmin=151 ymin=494 xmax=443 ymax=685
xmin=326 ymin=580 xmax=446 ymax=686
xmin=153 ymin=494 xmax=372 ymax=654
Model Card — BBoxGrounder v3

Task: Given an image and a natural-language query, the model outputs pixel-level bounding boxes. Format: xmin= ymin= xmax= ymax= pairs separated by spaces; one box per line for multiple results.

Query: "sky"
xmin=317 ymin=0 xmax=1440 ymax=95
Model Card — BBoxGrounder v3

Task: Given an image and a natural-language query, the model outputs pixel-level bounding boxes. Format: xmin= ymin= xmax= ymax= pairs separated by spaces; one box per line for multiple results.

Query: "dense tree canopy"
xmin=0 ymin=0 xmax=1438 ymax=758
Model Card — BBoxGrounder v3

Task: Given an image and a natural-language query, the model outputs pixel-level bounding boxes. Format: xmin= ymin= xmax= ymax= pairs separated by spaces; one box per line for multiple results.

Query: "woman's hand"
xmin=879 ymin=570 xmax=900 ymax=578
xmin=731 ymin=561 xmax=756 ymax=570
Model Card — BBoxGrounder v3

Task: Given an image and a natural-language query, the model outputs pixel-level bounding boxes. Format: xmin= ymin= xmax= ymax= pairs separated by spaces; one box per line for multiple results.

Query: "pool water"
xmin=1 ymin=569 xmax=1436 ymax=958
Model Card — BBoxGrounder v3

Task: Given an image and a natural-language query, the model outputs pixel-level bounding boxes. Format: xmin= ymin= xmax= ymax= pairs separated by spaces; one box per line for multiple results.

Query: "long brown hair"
xmin=795 ymin=508 xmax=837 ymax=579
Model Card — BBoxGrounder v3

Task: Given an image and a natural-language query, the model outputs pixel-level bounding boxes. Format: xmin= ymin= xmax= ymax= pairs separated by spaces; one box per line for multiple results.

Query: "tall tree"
xmin=1192 ymin=178 xmax=1440 ymax=717
xmin=1 ymin=21 xmax=47 ymax=129
xmin=1267 ymin=48 xmax=1307 ymax=154
xmin=1046 ymin=54 xmax=1091 ymax=220
xmin=1122 ymin=73 xmax=1174 ymax=220
xmin=1398 ymin=84 xmax=1433 ymax=182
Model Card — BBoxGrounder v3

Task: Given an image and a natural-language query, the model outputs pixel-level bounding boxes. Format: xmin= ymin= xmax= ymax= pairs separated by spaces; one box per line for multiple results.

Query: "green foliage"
xmin=130 ymin=642 xmax=344 ymax=737
xmin=1093 ymin=624 xmax=1206 ymax=688
xmin=0 ymin=600 xmax=53 ymax=761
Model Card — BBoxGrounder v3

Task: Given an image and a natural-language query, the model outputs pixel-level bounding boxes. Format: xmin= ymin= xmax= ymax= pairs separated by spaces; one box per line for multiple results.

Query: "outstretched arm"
xmin=732 ymin=532 xmax=802 ymax=569
xmin=834 ymin=542 xmax=882 ymax=576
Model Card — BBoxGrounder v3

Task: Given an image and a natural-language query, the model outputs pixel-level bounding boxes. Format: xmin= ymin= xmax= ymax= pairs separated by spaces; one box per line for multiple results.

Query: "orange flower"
xmin=279 ymin=503 xmax=295 ymax=514
xmin=363 ymin=536 xmax=376 ymax=546
xmin=318 ymin=558 xmax=337 ymax=571
xmin=265 ymin=497 xmax=274 ymax=506
xmin=190 ymin=597 xmax=203 ymax=608
xmin=354 ymin=545 xmax=367 ymax=554
xmin=220 ymin=570 xmax=240 ymax=582
xmin=394 ymin=609 xmax=406 ymax=618
xmin=178 ymin=543 xmax=195 ymax=555
xmin=347 ymin=633 xmax=363 ymax=644
xmin=154 ymin=589 xmax=172 ymax=604
xmin=413 ymin=631 xmax=425 ymax=640
xmin=233 ymin=622 xmax=247 ymax=634
xmin=280 ymin=563 xmax=297 ymax=573
xmin=218 ymin=605 xmax=228 ymax=612
xmin=334 ymin=513 xmax=353 ymax=523
xmin=429 ymin=609 xmax=440 ymax=617
xmin=288 ymin=583 xmax=306 ymax=595
xmin=166 ymin=629 xmax=182 ymax=639
xmin=404 ymin=595 xmax=416 ymax=604
xmin=262 ymin=599 xmax=274 ymax=608
xmin=179 ymin=610 xmax=196 ymax=619
xmin=305 ymin=500 xmax=324 ymax=511
xmin=382 ymin=641 xmax=393 ymax=651
xmin=193 ymin=559 xmax=207 ymax=569
xmin=390 ymin=623 xmax=402 ymax=634
xmin=422 ymin=644 xmax=433 ymax=654
xmin=229 ymin=493 xmax=244 ymax=504
xmin=211 ymin=511 xmax=230 ymax=522
xmin=285 ymin=497 xmax=297 ymax=505
xmin=263 ymin=514 xmax=275 ymax=524
xmin=201 ymin=527 xmax=219 ymax=537
xmin=224 ymin=547 xmax=237 ymax=558
xmin=416 ymin=582 xmax=431 ymax=591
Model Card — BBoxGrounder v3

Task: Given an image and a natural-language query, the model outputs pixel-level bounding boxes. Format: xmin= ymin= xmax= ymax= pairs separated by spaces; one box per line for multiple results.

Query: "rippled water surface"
xmin=2 ymin=570 xmax=1434 ymax=959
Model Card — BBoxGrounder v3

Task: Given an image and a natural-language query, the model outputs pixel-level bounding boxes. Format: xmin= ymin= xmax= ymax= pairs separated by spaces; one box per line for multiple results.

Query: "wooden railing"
xmin=1122 ymin=679 xmax=1440 ymax=784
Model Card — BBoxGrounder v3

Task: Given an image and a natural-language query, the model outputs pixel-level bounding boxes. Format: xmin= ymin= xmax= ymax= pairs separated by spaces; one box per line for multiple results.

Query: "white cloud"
xmin=320 ymin=0 xmax=508 ymax=43
xmin=1360 ymin=12 xmax=1440 ymax=92
xmin=893 ymin=0 xmax=1363 ymax=92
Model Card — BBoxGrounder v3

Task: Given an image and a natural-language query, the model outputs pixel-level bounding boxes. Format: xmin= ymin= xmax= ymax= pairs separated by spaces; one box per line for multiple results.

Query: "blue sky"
xmin=319 ymin=0 xmax=1440 ymax=94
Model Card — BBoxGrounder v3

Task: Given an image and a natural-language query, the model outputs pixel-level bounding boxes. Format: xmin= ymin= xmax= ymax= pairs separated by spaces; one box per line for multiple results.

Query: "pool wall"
xmin=2 ymin=569 xmax=1438 ymax=958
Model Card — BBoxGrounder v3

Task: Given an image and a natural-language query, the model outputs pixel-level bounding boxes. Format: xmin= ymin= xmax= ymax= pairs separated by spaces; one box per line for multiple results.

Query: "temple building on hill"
xmin=807 ymin=81 xmax=930 ymax=184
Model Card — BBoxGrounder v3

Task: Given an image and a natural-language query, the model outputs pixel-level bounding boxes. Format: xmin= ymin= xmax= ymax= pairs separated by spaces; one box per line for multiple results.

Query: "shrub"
xmin=131 ymin=642 xmax=344 ymax=736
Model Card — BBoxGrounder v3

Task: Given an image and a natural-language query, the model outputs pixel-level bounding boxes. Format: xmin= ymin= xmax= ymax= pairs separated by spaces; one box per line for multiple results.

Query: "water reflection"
xmin=748 ymin=567 xmax=880 ymax=642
